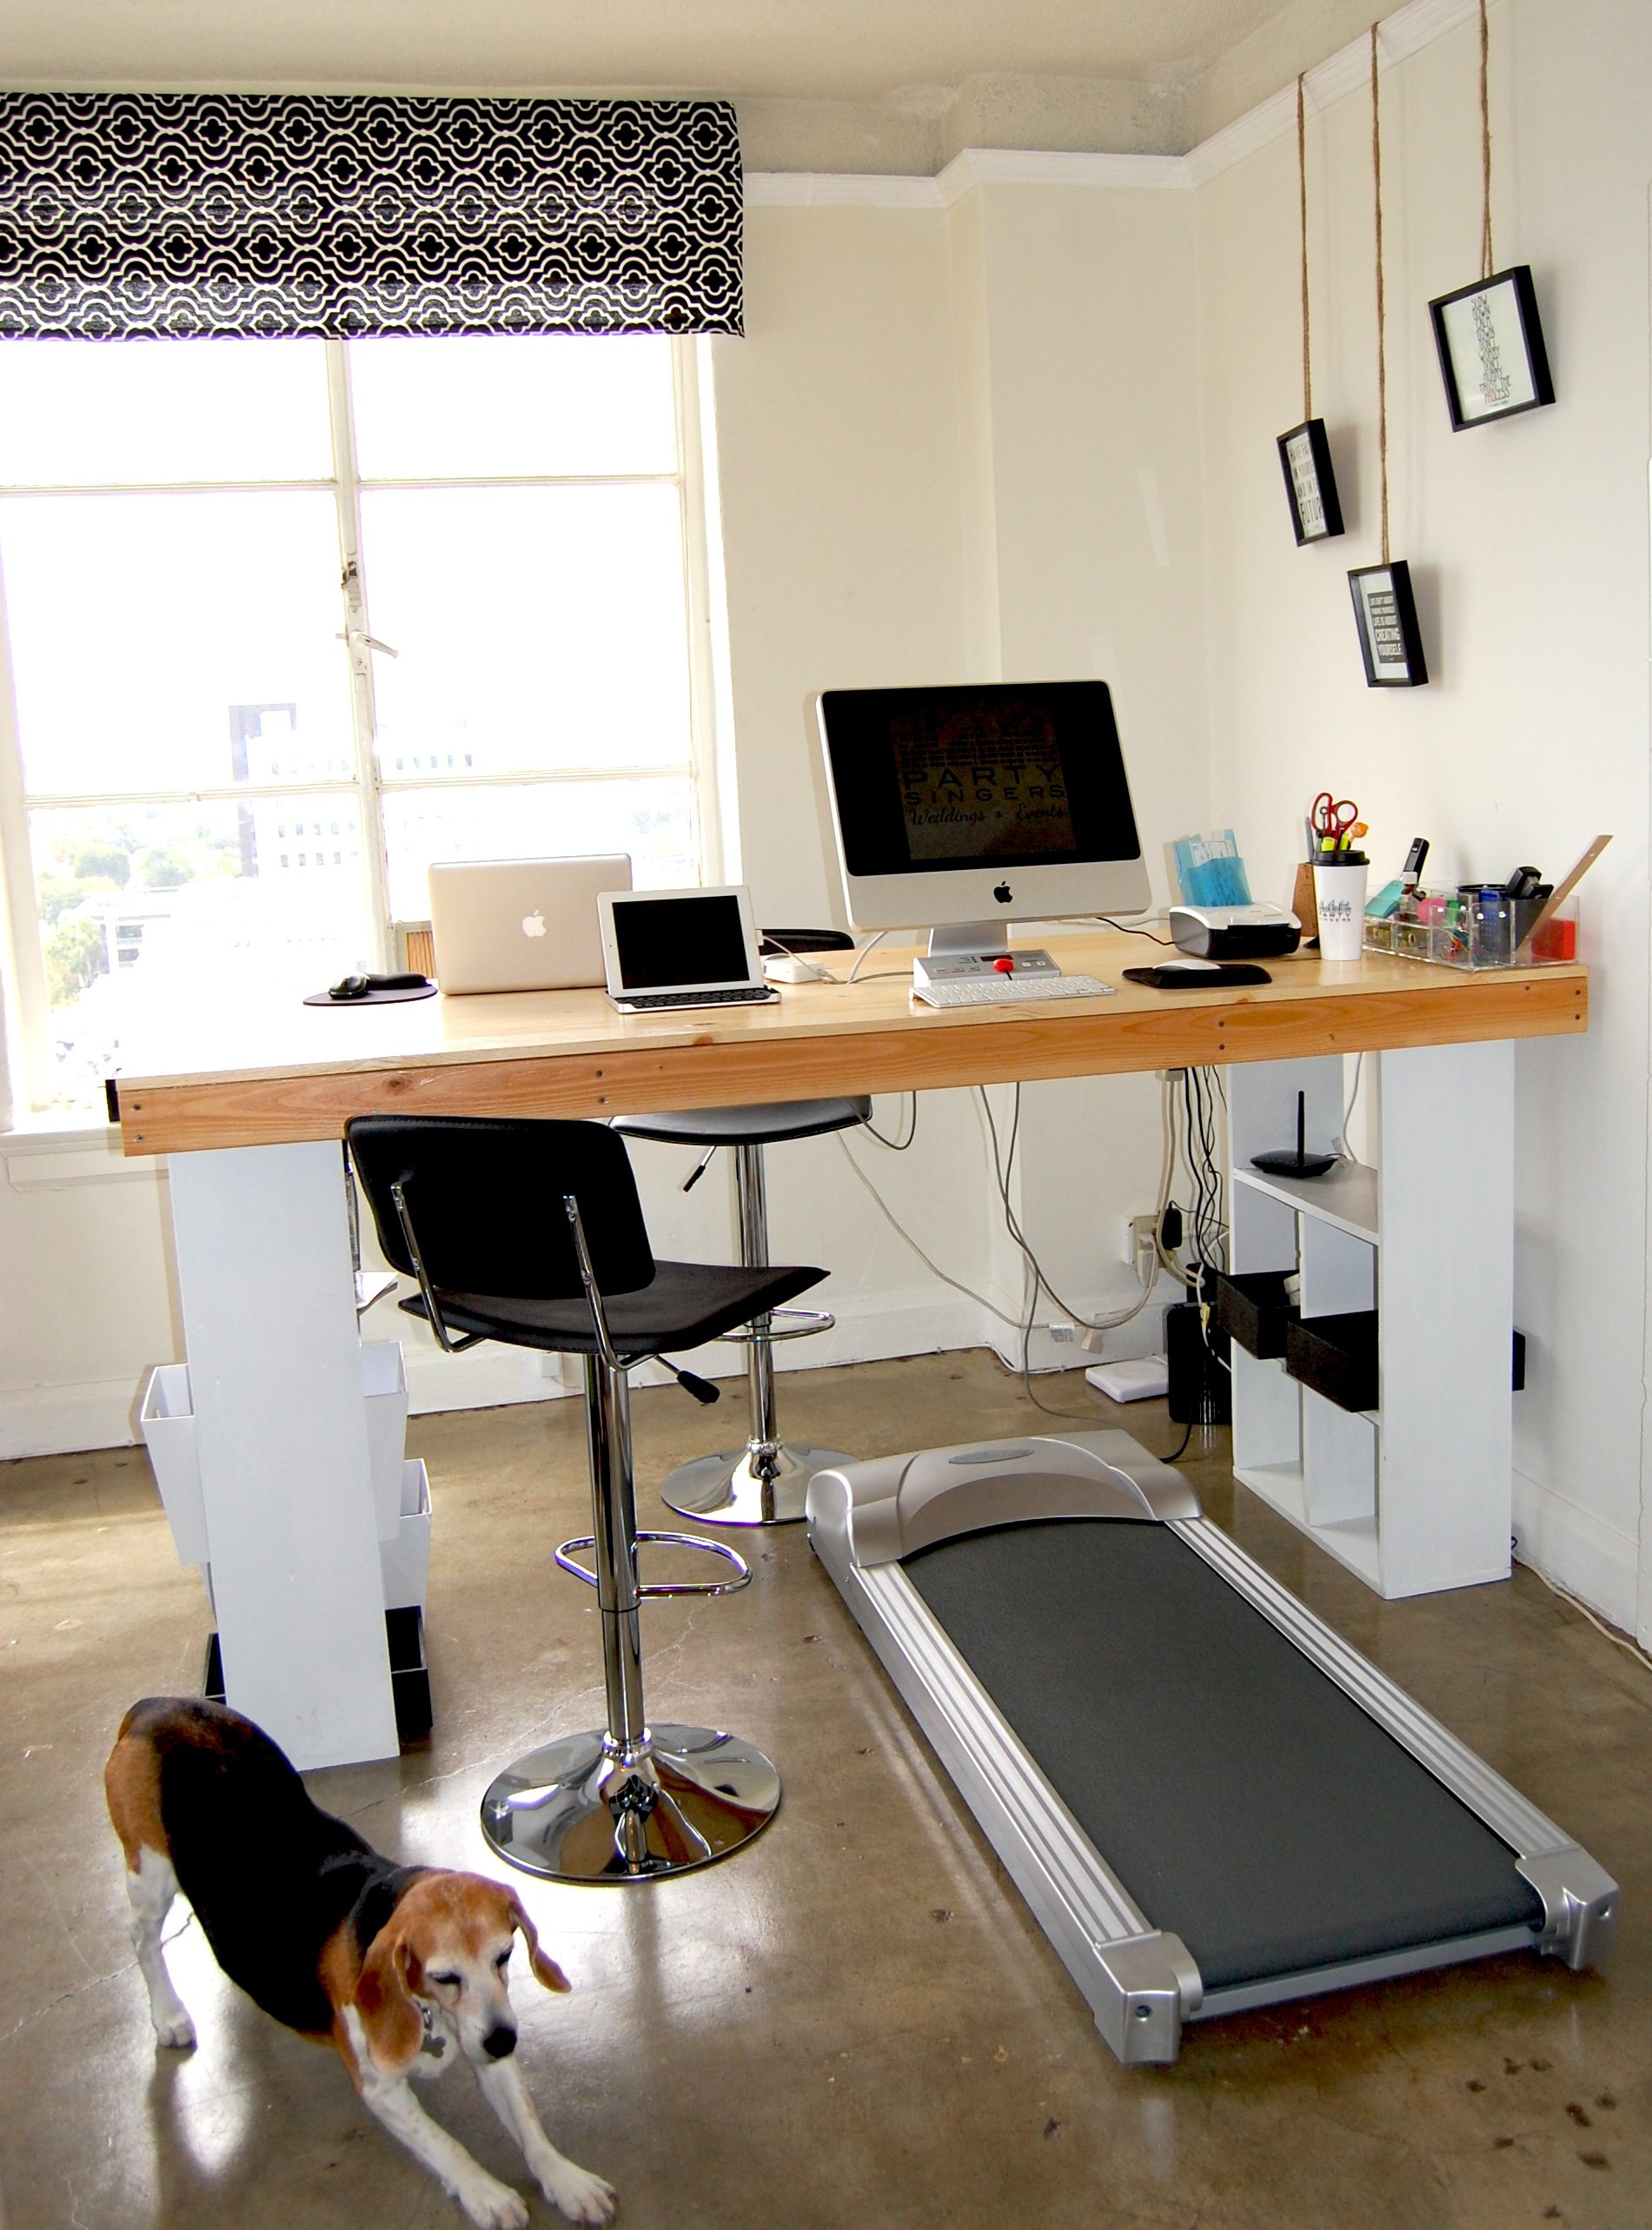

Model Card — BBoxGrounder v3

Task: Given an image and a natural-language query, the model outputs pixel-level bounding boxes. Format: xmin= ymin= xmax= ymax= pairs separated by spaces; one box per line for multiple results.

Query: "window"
xmin=0 ymin=334 xmax=717 ymax=1112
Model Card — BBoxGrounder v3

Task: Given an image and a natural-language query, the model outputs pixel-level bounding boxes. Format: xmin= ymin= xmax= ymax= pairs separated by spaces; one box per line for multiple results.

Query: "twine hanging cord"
xmin=1370 ymin=23 xmax=1389 ymax=567
xmin=1297 ymin=73 xmax=1312 ymax=421
xmin=1479 ymin=0 xmax=1495 ymax=279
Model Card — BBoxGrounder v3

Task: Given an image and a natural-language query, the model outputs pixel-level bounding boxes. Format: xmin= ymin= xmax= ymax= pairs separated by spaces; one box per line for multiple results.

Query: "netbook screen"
xmin=612 ymin=893 xmax=750 ymax=990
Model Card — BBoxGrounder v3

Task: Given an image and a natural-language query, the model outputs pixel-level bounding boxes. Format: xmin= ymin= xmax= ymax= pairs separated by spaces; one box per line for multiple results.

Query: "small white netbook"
xmin=428 ymin=855 xmax=632 ymax=995
xmin=597 ymin=886 xmax=779 ymax=1014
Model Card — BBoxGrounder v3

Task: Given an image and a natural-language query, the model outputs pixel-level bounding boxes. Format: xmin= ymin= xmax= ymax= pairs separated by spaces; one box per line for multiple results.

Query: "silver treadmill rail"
xmin=807 ymin=1430 xmax=1617 ymax=2067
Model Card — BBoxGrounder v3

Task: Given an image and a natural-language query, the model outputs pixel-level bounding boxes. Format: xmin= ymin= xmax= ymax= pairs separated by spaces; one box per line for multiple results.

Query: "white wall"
xmin=1193 ymin=0 xmax=1652 ymax=1629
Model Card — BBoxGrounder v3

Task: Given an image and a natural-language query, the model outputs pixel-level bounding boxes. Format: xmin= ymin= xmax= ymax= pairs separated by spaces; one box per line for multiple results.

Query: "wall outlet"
xmin=1122 ymin=1213 xmax=1158 ymax=1269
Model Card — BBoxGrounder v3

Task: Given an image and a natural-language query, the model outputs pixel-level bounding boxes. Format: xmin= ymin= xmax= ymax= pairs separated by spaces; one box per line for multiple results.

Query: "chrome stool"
xmin=348 ymin=1113 xmax=826 ymax=1884
xmin=613 ymin=1097 xmax=872 ymax=1526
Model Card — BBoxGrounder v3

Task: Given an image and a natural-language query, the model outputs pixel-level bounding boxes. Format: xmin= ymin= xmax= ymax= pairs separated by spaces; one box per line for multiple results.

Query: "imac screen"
xmin=820 ymin=680 xmax=1140 ymax=878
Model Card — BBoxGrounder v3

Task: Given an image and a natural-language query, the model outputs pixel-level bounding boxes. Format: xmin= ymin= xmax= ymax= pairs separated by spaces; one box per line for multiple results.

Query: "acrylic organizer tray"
xmin=1363 ymin=892 xmax=1576 ymax=972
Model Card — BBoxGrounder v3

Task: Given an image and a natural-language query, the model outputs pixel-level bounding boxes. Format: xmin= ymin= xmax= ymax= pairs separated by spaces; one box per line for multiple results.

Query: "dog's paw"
xmin=543 ymin=2163 xmax=617 ymax=2225
xmin=153 ymin=2009 xmax=196 ymax=2050
xmin=456 ymin=2174 xmax=529 ymax=2230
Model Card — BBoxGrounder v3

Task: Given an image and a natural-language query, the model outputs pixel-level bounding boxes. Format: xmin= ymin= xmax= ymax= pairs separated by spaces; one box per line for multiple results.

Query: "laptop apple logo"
xmin=521 ymin=910 xmax=547 ymax=939
xmin=993 ymin=880 xmax=1013 ymax=905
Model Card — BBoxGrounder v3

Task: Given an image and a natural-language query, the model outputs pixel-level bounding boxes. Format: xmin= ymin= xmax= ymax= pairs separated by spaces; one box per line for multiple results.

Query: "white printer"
xmin=1167 ymin=903 xmax=1302 ymax=959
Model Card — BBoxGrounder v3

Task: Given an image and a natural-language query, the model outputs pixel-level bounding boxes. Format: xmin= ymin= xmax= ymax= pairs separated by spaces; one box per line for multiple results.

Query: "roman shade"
xmin=0 ymin=92 xmax=742 ymax=340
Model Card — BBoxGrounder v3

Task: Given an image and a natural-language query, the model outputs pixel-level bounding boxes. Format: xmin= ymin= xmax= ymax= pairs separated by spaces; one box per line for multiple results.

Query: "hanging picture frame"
xmin=1277 ymin=418 xmax=1344 ymax=544
xmin=1429 ymin=265 xmax=1554 ymax=430
xmin=1349 ymin=561 xmax=1427 ymax=687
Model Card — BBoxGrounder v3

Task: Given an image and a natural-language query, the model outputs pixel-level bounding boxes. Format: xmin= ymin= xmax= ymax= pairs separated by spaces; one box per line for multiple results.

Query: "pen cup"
xmin=1312 ymin=856 xmax=1369 ymax=961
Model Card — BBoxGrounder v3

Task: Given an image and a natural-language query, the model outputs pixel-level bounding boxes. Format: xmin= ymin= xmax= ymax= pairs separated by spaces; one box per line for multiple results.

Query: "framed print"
xmin=1429 ymin=264 xmax=1554 ymax=430
xmin=1277 ymin=418 xmax=1344 ymax=544
xmin=1348 ymin=561 xmax=1429 ymax=688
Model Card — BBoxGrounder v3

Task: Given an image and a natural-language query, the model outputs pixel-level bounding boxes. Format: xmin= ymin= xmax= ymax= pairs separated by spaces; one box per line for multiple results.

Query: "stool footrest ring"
xmin=719 ymin=1304 xmax=836 ymax=1347
xmin=554 ymin=1530 xmax=753 ymax=1597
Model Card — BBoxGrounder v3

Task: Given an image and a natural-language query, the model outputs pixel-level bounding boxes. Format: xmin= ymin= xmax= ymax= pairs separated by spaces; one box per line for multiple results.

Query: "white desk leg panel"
xmin=168 ymin=1144 xmax=400 ymax=1769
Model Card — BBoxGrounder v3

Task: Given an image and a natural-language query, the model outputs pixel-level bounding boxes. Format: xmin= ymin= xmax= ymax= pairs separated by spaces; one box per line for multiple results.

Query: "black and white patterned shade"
xmin=0 ymin=92 xmax=743 ymax=340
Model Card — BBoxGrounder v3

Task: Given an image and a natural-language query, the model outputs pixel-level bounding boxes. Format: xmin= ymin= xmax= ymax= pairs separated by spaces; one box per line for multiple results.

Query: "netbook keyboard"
xmin=616 ymin=986 xmax=779 ymax=1012
xmin=914 ymin=974 xmax=1112 ymax=1009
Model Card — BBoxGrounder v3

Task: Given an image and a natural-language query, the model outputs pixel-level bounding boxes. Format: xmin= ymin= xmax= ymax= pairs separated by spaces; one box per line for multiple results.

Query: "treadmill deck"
xmin=807 ymin=1430 xmax=1617 ymax=2063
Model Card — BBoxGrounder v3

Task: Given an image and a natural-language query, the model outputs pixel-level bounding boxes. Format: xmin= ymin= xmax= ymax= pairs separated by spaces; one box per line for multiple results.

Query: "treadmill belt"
xmin=902 ymin=1519 xmax=1544 ymax=1990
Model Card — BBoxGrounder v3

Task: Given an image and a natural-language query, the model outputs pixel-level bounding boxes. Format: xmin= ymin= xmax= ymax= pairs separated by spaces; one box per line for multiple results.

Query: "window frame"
xmin=0 ymin=334 xmax=722 ymax=1115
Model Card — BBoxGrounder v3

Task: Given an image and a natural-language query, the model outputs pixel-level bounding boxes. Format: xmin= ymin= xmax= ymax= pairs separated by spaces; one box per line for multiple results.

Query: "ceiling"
xmin=0 ymin=0 xmax=1385 ymax=169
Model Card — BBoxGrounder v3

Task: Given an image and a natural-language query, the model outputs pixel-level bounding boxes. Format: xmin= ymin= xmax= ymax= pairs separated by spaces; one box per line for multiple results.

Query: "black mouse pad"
xmin=1123 ymin=963 xmax=1272 ymax=989
xmin=304 ymin=983 xmax=439 ymax=1007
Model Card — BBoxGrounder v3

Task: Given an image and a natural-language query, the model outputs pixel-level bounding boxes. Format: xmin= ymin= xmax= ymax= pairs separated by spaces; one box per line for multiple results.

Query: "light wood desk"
xmin=113 ymin=932 xmax=1587 ymax=1768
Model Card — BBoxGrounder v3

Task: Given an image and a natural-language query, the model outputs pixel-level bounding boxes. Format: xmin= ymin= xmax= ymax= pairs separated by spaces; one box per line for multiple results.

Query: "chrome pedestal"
xmin=661 ymin=1139 xmax=845 ymax=1527
xmin=481 ymin=1351 xmax=780 ymax=1884
xmin=481 ymin=1723 xmax=780 ymax=1881
xmin=661 ymin=1437 xmax=853 ymax=1526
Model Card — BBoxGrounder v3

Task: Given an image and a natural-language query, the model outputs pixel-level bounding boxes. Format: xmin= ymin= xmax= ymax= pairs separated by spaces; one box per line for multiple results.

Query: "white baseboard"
xmin=1511 ymin=1468 xmax=1639 ymax=1632
xmin=3 ymin=1287 xmax=1125 ymax=1461
xmin=0 ymin=1377 xmax=148 ymax=1458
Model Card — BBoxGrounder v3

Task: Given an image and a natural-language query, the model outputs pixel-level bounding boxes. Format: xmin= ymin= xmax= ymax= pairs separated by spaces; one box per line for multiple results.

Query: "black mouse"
xmin=328 ymin=973 xmax=372 ymax=1000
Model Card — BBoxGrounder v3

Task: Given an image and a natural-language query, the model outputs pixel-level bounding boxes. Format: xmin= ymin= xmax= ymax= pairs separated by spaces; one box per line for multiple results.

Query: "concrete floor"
xmin=2 ymin=1348 xmax=1649 ymax=2230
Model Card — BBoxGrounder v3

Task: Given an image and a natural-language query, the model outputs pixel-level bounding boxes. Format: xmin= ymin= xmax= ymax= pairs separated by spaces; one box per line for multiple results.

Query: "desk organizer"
xmin=1363 ymin=893 xmax=1576 ymax=970
xmin=1284 ymin=1310 xmax=1379 ymax=1415
xmin=139 ymin=1339 xmax=410 ymax=1565
xmin=1212 ymin=1269 xmax=1300 ymax=1361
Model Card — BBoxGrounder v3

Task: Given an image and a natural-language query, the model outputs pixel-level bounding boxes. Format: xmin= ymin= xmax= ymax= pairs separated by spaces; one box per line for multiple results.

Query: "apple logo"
xmin=992 ymin=880 xmax=1013 ymax=905
xmin=521 ymin=910 xmax=547 ymax=939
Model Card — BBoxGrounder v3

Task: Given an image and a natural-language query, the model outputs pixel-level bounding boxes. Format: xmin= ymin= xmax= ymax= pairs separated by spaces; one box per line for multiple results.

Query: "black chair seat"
xmin=398 ymin=1258 xmax=824 ymax=1360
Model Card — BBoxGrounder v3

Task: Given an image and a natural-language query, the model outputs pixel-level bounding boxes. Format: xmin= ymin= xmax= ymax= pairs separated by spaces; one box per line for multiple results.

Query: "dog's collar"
xmin=417 ymin=1999 xmax=447 ymax=2059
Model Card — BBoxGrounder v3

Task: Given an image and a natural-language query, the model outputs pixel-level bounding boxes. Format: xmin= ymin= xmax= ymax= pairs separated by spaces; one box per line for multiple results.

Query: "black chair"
xmin=612 ymin=1097 xmax=872 ymax=1524
xmin=348 ymin=1113 xmax=826 ymax=1884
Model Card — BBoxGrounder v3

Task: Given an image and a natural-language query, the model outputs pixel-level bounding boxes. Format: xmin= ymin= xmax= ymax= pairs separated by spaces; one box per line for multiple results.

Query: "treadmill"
xmin=806 ymin=1430 xmax=1616 ymax=2065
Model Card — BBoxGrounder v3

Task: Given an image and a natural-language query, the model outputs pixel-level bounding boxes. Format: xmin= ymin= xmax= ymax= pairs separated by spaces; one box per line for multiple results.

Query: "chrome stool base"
xmin=660 ymin=1440 xmax=853 ymax=1527
xmin=480 ymin=1723 xmax=780 ymax=1882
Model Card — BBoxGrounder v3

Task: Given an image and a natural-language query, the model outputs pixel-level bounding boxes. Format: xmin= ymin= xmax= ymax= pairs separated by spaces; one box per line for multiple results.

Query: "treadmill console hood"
xmin=807 ymin=1429 xmax=1200 ymax=1568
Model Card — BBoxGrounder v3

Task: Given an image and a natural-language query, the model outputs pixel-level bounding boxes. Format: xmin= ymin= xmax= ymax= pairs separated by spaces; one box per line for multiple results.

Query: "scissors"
xmin=1311 ymin=792 xmax=1359 ymax=851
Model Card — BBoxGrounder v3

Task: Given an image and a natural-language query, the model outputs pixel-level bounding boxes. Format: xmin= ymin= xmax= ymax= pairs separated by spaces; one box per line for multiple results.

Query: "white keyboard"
xmin=914 ymin=974 xmax=1113 ymax=1009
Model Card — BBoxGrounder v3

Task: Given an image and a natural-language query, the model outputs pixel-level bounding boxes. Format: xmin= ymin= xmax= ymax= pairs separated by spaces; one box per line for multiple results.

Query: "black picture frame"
xmin=1429 ymin=264 xmax=1554 ymax=431
xmin=1348 ymin=561 xmax=1429 ymax=687
xmin=1277 ymin=417 xmax=1345 ymax=543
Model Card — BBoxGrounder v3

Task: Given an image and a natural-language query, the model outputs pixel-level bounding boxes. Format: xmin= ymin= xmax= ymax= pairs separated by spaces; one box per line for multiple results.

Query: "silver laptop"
xmin=428 ymin=854 xmax=632 ymax=995
xmin=597 ymin=886 xmax=779 ymax=1013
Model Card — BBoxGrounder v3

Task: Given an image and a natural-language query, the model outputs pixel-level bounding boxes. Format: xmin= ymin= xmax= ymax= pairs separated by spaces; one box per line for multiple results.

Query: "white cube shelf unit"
xmin=1226 ymin=1043 xmax=1515 ymax=1599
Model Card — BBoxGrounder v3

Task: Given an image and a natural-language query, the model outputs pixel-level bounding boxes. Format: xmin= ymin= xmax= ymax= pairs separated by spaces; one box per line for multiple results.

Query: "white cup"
xmin=1312 ymin=859 xmax=1369 ymax=961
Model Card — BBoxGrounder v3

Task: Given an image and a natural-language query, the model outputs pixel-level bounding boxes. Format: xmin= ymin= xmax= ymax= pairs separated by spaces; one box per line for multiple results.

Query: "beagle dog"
xmin=105 ymin=1696 xmax=615 ymax=2230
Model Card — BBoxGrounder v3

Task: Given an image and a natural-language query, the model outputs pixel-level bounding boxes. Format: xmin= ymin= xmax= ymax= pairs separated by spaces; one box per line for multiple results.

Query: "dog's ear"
xmin=508 ymin=1894 xmax=571 ymax=1994
xmin=353 ymin=1923 xmax=424 ymax=2072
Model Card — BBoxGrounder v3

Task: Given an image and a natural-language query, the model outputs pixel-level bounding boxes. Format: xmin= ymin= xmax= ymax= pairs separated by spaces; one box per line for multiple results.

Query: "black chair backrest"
xmin=347 ymin=1116 xmax=656 ymax=1302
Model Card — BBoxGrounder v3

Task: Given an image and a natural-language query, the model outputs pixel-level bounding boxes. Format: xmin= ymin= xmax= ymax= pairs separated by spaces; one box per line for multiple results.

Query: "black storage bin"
xmin=1212 ymin=1269 xmax=1300 ymax=1360
xmin=1284 ymin=1310 xmax=1379 ymax=1415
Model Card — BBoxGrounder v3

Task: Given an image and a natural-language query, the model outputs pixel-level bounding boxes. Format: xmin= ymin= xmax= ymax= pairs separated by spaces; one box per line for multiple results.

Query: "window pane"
xmin=2 ymin=493 xmax=355 ymax=796
xmin=30 ymin=798 xmax=371 ymax=1108
xmin=348 ymin=335 xmax=677 ymax=480
xmin=0 ymin=340 xmax=333 ymax=486
xmin=383 ymin=777 xmax=695 ymax=921
xmin=361 ymin=485 xmax=692 ymax=780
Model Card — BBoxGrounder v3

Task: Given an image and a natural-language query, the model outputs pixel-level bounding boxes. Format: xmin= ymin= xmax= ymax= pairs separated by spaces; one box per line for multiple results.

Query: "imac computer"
xmin=816 ymin=680 xmax=1150 ymax=990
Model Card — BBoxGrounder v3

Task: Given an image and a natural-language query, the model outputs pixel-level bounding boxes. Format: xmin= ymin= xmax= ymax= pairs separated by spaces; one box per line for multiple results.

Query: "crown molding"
xmin=746 ymin=0 xmax=1477 ymax=206
xmin=1186 ymin=0 xmax=1476 ymax=185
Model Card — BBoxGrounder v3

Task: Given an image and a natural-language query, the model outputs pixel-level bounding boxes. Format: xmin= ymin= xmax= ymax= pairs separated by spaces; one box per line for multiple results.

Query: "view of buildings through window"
xmin=0 ymin=333 xmax=707 ymax=1111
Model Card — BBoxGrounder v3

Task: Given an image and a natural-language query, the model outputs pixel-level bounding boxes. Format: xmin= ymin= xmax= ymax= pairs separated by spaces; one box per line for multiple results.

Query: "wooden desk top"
xmin=111 ymin=930 xmax=1588 ymax=1156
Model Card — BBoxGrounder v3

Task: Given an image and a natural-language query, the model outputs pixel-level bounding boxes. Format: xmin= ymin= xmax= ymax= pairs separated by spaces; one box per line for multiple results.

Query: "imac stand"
xmin=912 ymin=920 xmax=1062 ymax=992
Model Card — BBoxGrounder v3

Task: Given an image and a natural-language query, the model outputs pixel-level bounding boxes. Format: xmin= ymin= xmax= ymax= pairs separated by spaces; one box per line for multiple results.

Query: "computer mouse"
xmin=328 ymin=973 xmax=372 ymax=1000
